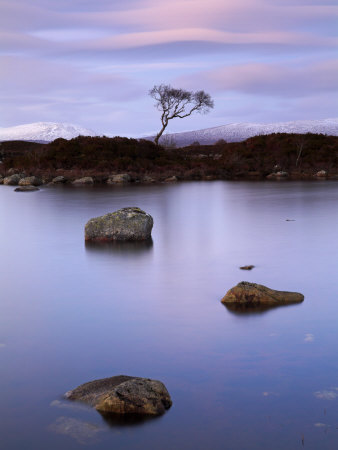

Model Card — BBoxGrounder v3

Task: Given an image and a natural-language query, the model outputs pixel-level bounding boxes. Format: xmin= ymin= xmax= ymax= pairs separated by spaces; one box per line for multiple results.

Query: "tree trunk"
xmin=295 ymin=142 xmax=304 ymax=167
xmin=154 ymin=122 xmax=168 ymax=146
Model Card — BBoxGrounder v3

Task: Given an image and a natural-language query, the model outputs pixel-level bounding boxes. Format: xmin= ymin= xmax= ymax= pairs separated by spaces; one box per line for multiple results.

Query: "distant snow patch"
xmin=0 ymin=122 xmax=98 ymax=142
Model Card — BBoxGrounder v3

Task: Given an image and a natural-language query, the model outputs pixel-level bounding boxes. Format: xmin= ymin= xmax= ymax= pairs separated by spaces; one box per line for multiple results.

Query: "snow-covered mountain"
xmin=0 ymin=122 xmax=98 ymax=142
xmin=150 ymin=118 xmax=338 ymax=147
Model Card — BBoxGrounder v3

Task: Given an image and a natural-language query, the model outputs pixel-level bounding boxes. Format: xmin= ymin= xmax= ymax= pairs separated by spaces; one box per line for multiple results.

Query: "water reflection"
xmin=1 ymin=181 xmax=338 ymax=450
xmin=100 ymin=411 xmax=162 ymax=428
xmin=223 ymin=302 xmax=301 ymax=316
xmin=85 ymin=239 xmax=153 ymax=256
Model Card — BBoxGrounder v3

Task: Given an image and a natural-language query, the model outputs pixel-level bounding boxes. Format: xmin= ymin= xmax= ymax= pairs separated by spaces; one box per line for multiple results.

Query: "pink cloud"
xmin=177 ymin=59 xmax=338 ymax=97
xmin=83 ymin=28 xmax=336 ymax=50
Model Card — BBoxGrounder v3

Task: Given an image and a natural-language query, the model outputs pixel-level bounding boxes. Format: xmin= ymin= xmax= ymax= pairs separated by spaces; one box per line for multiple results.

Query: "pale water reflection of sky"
xmin=1 ymin=0 xmax=337 ymax=135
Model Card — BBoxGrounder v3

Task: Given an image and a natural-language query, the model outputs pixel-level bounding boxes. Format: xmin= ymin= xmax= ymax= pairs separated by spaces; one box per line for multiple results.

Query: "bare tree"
xmin=149 ymin=84 xmax=214 ymax=145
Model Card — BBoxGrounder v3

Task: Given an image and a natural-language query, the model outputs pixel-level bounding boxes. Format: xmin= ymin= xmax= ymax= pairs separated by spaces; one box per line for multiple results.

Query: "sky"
xmin=0 ymin=0 xmax=337 ymax=137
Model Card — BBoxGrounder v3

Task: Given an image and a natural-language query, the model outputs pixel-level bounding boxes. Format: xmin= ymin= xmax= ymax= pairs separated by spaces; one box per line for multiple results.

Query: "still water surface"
xmin=0 ymin=181 xmax=337 ymax=449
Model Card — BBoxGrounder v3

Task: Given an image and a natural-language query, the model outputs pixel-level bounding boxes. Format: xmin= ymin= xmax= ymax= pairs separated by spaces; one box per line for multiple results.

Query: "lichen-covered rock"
xmin=221 ymin=281 xmax=304 ymax=305
xmin=18 ymin=176 xmax=43 ymax=186
xmin=65 ymin=375 xmax=172 ymax=416
xmin=15 ymin=186 xmax=39 ymax=192
xmin=72 ymin=177 xmax=94 ymax=185
xmin=85 ymin=207 xmax=153 ymax=241
xmin=107 ymin=174 xmax=131 ymax=184
xmin=3 ymin=174 xmax=22 ymax=185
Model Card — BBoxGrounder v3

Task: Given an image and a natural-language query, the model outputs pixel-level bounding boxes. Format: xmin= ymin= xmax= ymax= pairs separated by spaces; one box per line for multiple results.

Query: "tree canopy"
xmin=149 ymin=84 xmax=214 ymax=145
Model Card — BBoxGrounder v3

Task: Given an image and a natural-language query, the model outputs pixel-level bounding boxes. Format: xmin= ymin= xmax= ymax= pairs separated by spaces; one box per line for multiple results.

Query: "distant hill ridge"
xmin=1 ymin=118 xmax=337 ymax=145
xmin=149 ymin=118 xmax=338 ymax=146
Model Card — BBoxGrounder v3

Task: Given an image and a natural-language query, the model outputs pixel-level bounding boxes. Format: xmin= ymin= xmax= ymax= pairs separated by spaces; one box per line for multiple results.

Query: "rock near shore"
xmin=18 ymin=176 xmax=43 ymax=186
xmin=65 ymin=375 xmax=172 ymax=416
xmin=72 ymin=177 xmax=94 ymax=185
xmin=3 ymin=174 xmax=22 ymax=185
xmin=51 ymin=175 xmax=67 ymax=184
xmin=107 ymin=174 xmax=131 ymax=184
xmin=85 ymin=207 xmax=153 ymax=242
xmin=221 ymin=281 xmax=304 ymax=305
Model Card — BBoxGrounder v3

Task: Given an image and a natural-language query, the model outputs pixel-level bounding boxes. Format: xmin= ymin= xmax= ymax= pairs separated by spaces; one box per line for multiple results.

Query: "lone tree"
xmin=149 ymin=84 xmax=214 ymax=145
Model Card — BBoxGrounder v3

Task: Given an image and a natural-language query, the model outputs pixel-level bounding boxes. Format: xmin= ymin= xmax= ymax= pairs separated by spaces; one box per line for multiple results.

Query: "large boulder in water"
xmin=221 ymin=281 xmax=304 ymax=305
xmin=85 ymin=207 xmax=153 ymax=242
xmin=65 ymin=375 xmax=172 ymax=416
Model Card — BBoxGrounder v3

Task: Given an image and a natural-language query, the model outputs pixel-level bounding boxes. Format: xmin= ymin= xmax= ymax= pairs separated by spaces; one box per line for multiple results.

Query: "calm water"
xmin=0 ymin=181 xmax=338 ymax=449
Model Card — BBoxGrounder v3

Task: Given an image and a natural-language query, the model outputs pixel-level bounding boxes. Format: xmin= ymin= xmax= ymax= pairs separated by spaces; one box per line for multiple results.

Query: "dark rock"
xmin=85 ymin=207 xmax=153 ymax=242
xmin=221 ymin=281 xmax=304 ymax=305
xmin=240 ymin=265 xmax=255 ymax=270
xmin=15 ymin=186 xmax=40 ymax=192
xmin=65 ymin=375 xmax=172 ymax=416
xmin=164 ymin=176 xmax=178 ymax=182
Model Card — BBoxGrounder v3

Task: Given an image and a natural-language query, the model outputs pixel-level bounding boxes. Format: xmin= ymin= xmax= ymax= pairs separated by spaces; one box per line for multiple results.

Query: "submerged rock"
xmin=49 ymin=417 xmax=105 ymax=444
xmin=85 ymin=207 xmax=153 ymax=241
xmin=72 ymin=177 xmax=94 ymax=185
xmin=221 ymin=281 xmax=304 ymax=305
xmin=65 ymin=375 xmax=172 ymax=416
xmin=15 ymin=186 xmax=39 ymax=192
xmin=18 ymin=176 xmax=43 ymax=186
xmin=240 ymin=265 xmax=255 ymax=270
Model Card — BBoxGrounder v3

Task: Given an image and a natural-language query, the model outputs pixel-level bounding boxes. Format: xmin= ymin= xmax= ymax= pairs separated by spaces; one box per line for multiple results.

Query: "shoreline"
xmin=1 ymin=133 xmax=337 ymax=186
xmin=1 ymin=170 xmax=337 ymax=188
